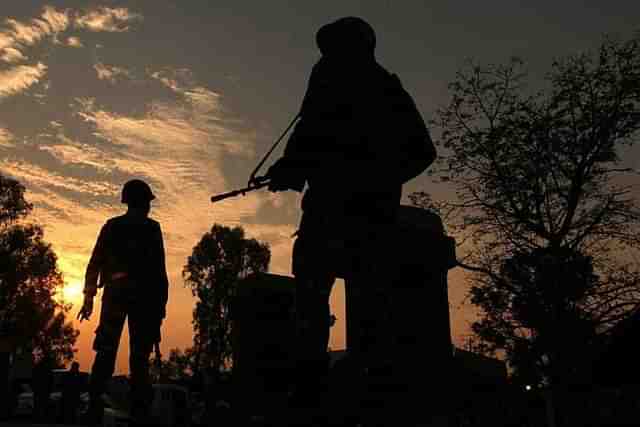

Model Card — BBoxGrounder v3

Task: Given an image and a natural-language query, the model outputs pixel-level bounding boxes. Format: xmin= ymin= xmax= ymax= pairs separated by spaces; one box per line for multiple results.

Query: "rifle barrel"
xmin=210 ymin=181 xmax=269 ymax=203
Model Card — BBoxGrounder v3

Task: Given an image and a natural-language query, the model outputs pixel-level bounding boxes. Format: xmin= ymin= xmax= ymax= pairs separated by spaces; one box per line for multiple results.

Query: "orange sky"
xmin=2 ymin=1 xmax=638 ymax=374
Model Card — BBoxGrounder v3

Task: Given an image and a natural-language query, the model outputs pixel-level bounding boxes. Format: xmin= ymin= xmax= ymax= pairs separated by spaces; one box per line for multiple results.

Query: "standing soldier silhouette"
xmin=266 ymin=17 xmax=436 ymax=407
xmin=77 ymin=179 xmax=169 ymax=425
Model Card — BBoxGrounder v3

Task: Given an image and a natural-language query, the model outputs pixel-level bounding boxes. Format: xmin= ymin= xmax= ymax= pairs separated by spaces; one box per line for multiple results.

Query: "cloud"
xmin=0 ymin=6 xmax=139 ymax=66
xmin=40 ymin=134 xmax=113 ymax=172
xmin=150 ymin=69 xmax=184 ymax=92
xmin=72 ymin=68 xmax=260 ymax=263
xmin=1 ymin=47 xmax=27 ymax=63
xmin=0 ymin=7 xmax=71 ymax=62
xmin=0 ymin=126 xmax=14 ymax=147
xmin=75 ymin=7 xmax=142 ymax=33
xmin=40 ymin=6 xmax=71 ymax=34
xmin=93 ymin=62 xmax=131 ymax=83
xmin=0 ymin=33 xmax=12 ymax=51
xmin=150 ymin=69 xmax=228 ymax=122
xmin=5 ymin=18 xmax=50 ymax=46
xmin=66 ymin=36 xmax=83 ymax=48
xmin=0 ymin=62 xmax=47 ymax=99
xmin=2 ymin=160 xmax=118 ymax=198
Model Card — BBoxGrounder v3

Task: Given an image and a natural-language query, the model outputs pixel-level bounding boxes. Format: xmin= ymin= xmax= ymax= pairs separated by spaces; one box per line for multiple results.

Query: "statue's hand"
xmin=266 ymin=158 xmax=303 ymax=192
xmin=77 ymin=296 xmax=94 ymax=322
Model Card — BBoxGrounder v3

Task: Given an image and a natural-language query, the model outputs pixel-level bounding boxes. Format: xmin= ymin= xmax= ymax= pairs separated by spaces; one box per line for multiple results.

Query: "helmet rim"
xmin=121 ymin=179 xmax=155 ymax=204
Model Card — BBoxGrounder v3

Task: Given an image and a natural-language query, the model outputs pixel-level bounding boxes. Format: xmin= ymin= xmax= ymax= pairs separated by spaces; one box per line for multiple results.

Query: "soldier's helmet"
xmin=316 ymin=17 xmax=376 ymax=57
xmin=121 ymin=179 xmax=155 ymax=204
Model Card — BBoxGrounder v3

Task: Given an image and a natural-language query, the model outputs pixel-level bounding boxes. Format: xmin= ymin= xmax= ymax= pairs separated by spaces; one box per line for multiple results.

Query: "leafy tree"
xmin=0 ymin=174 xmax=79 ymax=409
xmin=411 ymin=33 xmax=640 ymax=383
xmin=150 ymin=347 xmax=196 ymax=383
xmin=183 ymin=224 xmax=270 ymax=378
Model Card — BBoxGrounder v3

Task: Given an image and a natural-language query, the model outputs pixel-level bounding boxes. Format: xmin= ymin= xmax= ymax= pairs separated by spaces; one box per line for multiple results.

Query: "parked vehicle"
xmin=102 ymin=394 xmax=131 ymax=427
xmin=14 ymin=384 xmax=34 ymax=417
xmin=15 ymin=381 xmax=191 ymax=426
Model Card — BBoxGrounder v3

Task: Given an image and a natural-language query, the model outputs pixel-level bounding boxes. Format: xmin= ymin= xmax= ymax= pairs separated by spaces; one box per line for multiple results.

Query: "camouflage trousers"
xmin=89 ymin=284 xmax=162 ymax=415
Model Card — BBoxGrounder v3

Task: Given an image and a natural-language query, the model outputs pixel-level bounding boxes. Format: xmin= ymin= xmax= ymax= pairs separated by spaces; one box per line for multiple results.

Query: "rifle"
xmin=210 ymin=113 xmax=300 ymax=204
xmin=210 ymin=177 xmax=270 ymax=204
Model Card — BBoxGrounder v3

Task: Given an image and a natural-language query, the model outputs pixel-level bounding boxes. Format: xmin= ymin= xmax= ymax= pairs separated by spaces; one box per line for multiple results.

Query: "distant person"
xmin=77 ymin=179 xmax=169 ymax=426
xmin=32 ymin=354 xmax=54 ymax=422
xmin=266 ymin=16 xmax=436 ymax=406
xmin=60 ymin=361 xmax=83 ymax=424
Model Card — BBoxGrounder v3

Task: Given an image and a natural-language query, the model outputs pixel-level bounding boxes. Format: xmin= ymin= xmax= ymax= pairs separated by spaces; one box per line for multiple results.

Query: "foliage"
xmin=411 ymin=33 xmax=640 ymax=382
xmin=183 ymin=224 xmax=270 ymax=376
xmin=0 ymin=173 xmax=79 ymax=366
xmin=150 ymin=347 xmax=196 ymax=383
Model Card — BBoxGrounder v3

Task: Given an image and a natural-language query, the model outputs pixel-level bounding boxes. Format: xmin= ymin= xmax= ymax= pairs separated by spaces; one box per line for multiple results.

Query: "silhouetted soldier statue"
xmin=60 ymin=361 xmax=83 ymax=424
xmin=266 ymin=16 xmax=436 ymax=409
xmin=77 ymin=179 xmax=169 ymax=426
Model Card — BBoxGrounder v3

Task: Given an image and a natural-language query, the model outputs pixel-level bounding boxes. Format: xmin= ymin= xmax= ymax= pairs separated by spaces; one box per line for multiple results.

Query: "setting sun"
xmin=60 ymin=281 xmax=84 ymax=304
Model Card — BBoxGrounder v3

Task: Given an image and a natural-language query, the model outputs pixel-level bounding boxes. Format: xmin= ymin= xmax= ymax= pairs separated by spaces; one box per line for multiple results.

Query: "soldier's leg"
xmin=128 ymin=309 xmax=158 ymax=421
xmin=296 ymin=272 xmax=335 ymax=364
xmin=291 ymin=232 xmax=336 ymax=375
xmin=88 ymin=291 xmax=127 ymax=421
xmin=292 ymin=270 xmax=335 ymax=406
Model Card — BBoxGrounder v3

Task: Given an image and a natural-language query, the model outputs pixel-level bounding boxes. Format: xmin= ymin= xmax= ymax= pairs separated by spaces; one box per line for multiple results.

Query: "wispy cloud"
xmin=66 ymin=36 xmax=83 ymax=48
xmin=39 ymin=6 xmax=71 ymax=34
xmin=70 ymin=67 xmax=271 ymax=266
xmin=75 ymin=7 xmax=142 ymax=33
xmin=0 ymin=6 xmax=70 ymax=62
xmin=93 ymin=62 xmax=131 ymax=83
xmin=1 ymin=47 xmax=27 ymax=63
xmin=0 ymin=62 xmax=47 ymax=99
xmin=2 ymin=160 xmax=118 ymax=198
xmin=0 ymin=5 xmax=140 ymax=67
xmin=0 ymin=5 xmax=142 ymax=100
xmin=0 ymin=126 xmax=14 ymax=147
xmin=0 ymin=33 xmax=12 ymax=51
xmin=40 ymin=134 xmax=113 ymax=173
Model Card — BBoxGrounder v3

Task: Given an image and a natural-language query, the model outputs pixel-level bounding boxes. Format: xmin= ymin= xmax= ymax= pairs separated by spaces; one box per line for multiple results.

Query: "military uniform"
xmin=268 ymin=17 xmax=436 ymax=400
xmin=84 ymin=209 xmax=169 ymax=421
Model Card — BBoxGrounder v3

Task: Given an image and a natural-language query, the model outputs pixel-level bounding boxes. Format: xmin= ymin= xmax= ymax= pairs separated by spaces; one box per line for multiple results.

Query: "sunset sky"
xmin=1 ymin=1 xmax=639 ymax=374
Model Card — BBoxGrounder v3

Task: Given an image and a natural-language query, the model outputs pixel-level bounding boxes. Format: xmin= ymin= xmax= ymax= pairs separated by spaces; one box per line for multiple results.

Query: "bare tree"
xmin=411 ymin=32 xmax=640 ymax=382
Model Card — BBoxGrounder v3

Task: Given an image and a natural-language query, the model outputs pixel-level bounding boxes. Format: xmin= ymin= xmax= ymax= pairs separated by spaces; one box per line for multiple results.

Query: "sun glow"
xmin=60 ymin=280 xmax=84 ymax=304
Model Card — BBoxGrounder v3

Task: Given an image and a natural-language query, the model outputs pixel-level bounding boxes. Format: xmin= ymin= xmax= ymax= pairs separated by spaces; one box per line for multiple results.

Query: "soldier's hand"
xmin=77 ymin=296 xmax=94 ymax=322
xmin=266 ymin=158 xmax=301 ymax=192
xmin=266 ymin=159 xmax=287 ymax=192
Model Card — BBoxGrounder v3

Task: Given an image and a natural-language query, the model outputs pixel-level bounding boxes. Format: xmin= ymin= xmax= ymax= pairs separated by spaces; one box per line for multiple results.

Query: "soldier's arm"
xmin=391 ymin=75 xmax=437 ymax=184
xmin=156 ymin=223 xmax=169 ymax=318
xmin=283 ymin=60 xmax=331 ymax=159
xmin=269 ymin=61 xmax=333 ymax=191
xmin=83 ymin=222 xmax=109 ymax=298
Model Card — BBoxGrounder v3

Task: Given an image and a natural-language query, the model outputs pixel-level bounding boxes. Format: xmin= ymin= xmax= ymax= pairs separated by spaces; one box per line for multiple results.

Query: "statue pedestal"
xmin=232 ymin=273 xmax=295 ymax=416
xmin=391 ymin=205 xmax=457 ymax=417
